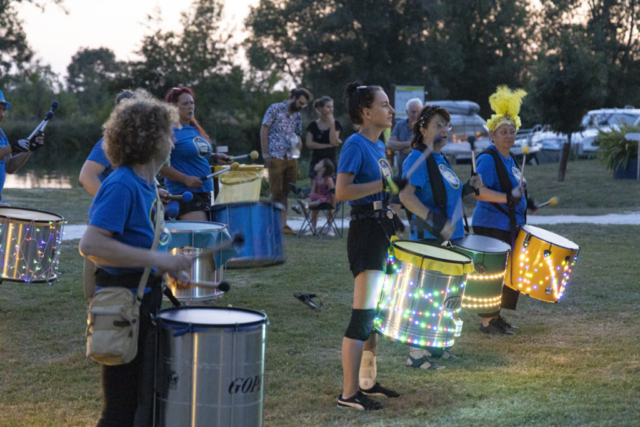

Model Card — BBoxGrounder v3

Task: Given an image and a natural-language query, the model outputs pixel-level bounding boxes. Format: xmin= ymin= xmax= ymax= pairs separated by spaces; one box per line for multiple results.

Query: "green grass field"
xmin=0 ymin=159 xmax=639 ymax=426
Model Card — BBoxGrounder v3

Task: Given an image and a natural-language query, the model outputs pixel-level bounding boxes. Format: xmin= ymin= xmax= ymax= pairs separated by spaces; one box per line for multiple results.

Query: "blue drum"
xmin=209 ymin=202 xmax=285 ymax=268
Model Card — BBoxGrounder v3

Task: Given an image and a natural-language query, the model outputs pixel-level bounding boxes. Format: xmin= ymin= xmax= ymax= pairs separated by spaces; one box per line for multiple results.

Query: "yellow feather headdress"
xmin=486 ymin=86 xmax=527 ymax=132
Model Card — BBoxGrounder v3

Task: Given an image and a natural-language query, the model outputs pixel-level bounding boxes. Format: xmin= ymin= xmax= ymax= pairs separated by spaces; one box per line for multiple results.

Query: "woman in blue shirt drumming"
xmin=336 ymin=82 xmax=405 ymax=411
xmin=400 ymin=105 xmax=482 ymax=369
xmin=472 ymin=86 xmax=539 ymax=335
xmin=161 ymin=87 xmax=230 ymax=221
xmin=80 ymin=91 xmax=192 ymax=427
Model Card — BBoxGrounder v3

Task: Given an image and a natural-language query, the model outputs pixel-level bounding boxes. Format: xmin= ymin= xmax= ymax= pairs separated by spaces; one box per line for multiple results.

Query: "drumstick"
xmin=519 ymin=145 xmax=530 ymax=187
xmin=201 ymin=162 xmax=240 ymax=180
xmin=26 ymin=101 xmax=58 ymax=140
xmin=538 ymin=196 xmax=559 ymax=209
xmin=191 ymin=280 xmax=231 ymax=292
xmin=195 ymin=234 xmax=245 ymax=259
xmin=166 ymin=192 xmax=194 ymax=202
xmin=404 ymin=136 xmax=440 ymax=179
xmin=229 ymin=151 xmax=259 ymax=161
xmin=469 ymin=137 xmax=477 ymax=175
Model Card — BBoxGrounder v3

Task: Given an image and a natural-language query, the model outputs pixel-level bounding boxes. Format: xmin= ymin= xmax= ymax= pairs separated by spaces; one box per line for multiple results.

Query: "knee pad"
xmin=344 ymin=309 xmax=377 ymax=341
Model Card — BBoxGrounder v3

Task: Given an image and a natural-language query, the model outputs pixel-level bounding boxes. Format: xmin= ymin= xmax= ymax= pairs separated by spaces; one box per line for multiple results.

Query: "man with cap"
xmin=0 ymin=90 xmax=45 ymax=203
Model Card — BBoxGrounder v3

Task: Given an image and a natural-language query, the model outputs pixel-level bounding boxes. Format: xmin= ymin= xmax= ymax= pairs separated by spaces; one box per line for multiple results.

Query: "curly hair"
xmin=410 ymin=105 xmax=451 ymax=149
xmin=103 ymin=90 xmax=179 ymax=167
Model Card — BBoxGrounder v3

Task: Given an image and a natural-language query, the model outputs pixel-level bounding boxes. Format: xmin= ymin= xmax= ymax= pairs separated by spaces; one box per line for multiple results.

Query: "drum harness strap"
xmin=350 ymin=200 xmax=401 ymax=246
xmin=403 ymin=143 xmax=470 ymax=242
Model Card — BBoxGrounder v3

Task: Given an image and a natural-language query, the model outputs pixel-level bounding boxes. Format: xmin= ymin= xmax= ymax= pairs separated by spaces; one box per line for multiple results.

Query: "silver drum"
xmin=155 ymin=307 xmax=268 ymax=427
xmin=0 ymin=207 xmax=64 ymax=283
xmin=166 ymin=221 xmax=232 ymax=302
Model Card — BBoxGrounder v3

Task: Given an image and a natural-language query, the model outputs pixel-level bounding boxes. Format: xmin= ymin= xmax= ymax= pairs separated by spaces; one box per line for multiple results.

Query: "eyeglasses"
xmin=432 ymin=122 xmax=453 ymax=132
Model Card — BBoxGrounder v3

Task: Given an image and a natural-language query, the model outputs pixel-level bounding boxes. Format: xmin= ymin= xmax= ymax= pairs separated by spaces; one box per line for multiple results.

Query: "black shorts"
xmin=178 ymin=191 xmax=211 ymax=217
xmin=347 ymin=217 xmax=395 ymax=277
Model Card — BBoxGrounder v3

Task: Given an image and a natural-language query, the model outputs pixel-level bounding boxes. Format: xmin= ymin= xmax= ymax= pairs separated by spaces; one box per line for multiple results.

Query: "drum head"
xmin=167 ymin=221 xmax=226 ymax=233
xmin=159 ymin=307 xmax=267 ymax=327
xmin=451 ymin=235 xmax=511 ymax=254
xmin=522 ymin=225 xmax=579 ymax=250
xmin=393 ymin=240 xmax=472 ymax=265
xmin=0 ymin=207 xmax=63 ymax=222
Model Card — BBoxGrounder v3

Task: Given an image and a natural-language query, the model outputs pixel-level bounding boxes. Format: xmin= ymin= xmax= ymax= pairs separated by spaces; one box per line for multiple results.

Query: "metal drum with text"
xmin=209 ymin=202 xmax=284 ymax=268
xmin=155 ymin=307 xmax=268 ymax=427
xmin=451 ymin=235 xmax=511 ymax=313
xmin=505 ymin=225 xmax=579 ymax=303
xmin=375 ymin=239 xmax=474 ymax=349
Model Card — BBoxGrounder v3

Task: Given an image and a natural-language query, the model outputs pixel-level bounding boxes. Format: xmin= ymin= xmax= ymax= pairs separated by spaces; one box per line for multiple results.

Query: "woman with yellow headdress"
xmin=471 ymin=86 xmax=539 ymax=335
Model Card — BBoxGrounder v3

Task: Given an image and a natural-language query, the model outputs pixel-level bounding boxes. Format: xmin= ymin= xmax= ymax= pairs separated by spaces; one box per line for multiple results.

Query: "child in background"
xmin=294 ymin=158 xmax=336 ymax=234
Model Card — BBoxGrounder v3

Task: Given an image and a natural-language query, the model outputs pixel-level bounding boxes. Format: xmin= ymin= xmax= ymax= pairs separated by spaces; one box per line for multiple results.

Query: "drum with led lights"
xmin=0 ymin=207 xmax=64 ymax=283
xmin=451 ymin=235 xmax=511 ymax=313
xmin=375 ymin=239 xmax=474 ymax=349
xmin=504 ymin=225 xmax=579 ymax=303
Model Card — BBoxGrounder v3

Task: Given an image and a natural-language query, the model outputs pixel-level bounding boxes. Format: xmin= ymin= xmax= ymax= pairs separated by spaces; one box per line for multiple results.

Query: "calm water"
xmin=4 ymin=157 xmax=83 ymax=189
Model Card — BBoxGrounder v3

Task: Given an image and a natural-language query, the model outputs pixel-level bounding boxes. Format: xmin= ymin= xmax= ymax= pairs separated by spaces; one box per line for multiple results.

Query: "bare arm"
xmin=386 ymin=135 xmax=411 ymax=152
xmin=160 ymin=165 xmax=202 ymax=189
xmin=476 ymin=186 xmax=508 ymax=203
xmin=305 ymin=132 xmax=328 ymax=150
xmin=6 ymin=151 xmax=33 ymax=174
xmin=79 ymin=225 xmax=191 ymax=277
xmin=79 ymin=160 xmax=107 ymax=196
xmin=336 ymin=172 xmax=383 ymax=202
xmin=328 ymin=121 xmax=341 ymax=146
xmin=399 ymin=184 xmax=430 ymax=220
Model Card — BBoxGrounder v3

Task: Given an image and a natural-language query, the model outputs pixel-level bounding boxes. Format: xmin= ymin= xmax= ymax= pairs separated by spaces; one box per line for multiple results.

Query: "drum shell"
xmin=0 ymin=207 xmax=64 ymax=283
xmin=451 ymin=237 xmax=509 ymax=313
xmin=209 ymin=202 xmax=284 ymax=268
xmin=166 ymin=221 xmax=229 ymax=302
xmin=505 ymin=225 xmax=579 ymax=303
xmin=166 ymin=246 xmax=224 ymax=301
xmin=155 ymin=307 xmax=268 ymax=427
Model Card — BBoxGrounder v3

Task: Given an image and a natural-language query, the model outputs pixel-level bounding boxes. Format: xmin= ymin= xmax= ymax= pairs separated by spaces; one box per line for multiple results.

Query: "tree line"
xmin=0 ymin=0 xmax=639 ymax=178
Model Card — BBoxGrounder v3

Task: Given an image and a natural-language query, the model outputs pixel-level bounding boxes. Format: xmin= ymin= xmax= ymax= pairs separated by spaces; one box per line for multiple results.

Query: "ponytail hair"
xmin=164 ymin=86 xmax=211 ymax=143
xmin=313 ymin=96 xmax=333 ymax=110
xmin=410 ymin=105 xmax=451 ymax=149
xmin=343 ymin=81 xmax=382 ymax=125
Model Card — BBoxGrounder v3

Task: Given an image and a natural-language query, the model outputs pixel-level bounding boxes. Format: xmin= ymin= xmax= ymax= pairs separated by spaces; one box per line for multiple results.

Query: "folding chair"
xmin=313 ymin=188 xmax=344 ymax=238
xmin=289 ymin=183 xmax=343 ymax=239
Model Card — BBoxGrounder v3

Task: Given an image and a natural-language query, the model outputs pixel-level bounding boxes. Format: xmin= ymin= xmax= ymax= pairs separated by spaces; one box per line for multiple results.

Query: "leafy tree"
xmin=529 ymin=29 xmax=607 ymax=181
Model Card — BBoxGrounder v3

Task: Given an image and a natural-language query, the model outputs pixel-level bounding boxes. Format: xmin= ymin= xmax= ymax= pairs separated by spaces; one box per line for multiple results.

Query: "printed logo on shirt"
xmin=439 ymin=164 xmax=460 ymax=189
xmin=192 ymin=136 xmax=212 ymax=158
xmin=378 ymin=158 xmax=393 ymax=180
xmin=511 ymin=166 xmax=527 ymax=184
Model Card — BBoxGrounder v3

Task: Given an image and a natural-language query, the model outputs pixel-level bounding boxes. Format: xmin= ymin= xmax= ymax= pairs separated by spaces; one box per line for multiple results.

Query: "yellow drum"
xmin=505 ymin=225 xmax=579 ymax=303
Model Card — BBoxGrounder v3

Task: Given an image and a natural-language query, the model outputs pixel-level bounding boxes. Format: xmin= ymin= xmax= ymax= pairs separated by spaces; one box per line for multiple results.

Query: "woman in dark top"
xmin=305 ymin=96 xmax=342 ymax=178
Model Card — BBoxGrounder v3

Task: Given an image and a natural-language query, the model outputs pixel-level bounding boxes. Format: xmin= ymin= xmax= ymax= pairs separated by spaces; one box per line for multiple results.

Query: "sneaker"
xmin=360 ymin=382 xmax=400 ymax=398
xmin=406 ymin=355 xmax=445 ymax=370
xmin=440 ymin=350 xmax=460 ymax=360
xmin=283 ymin=225 xmax=296 ymax=235
xmin=479 ymin=318 xmax=515 ymax=335
xmin=337 ymin=391 xmax=383 ymax=411
xmin=292 ymin=205 xmax=302 ymax=214
xmin=327 ymin=228 xmax=336 ymax=237
xmin=497 ymin=315 xmax=518 ymax=329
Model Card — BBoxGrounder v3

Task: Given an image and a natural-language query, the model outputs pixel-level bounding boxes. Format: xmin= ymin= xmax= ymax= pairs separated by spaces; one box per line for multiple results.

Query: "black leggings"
xmin=96 ymin=271 xmax=163 ymax=427
xmin=473 ymin=226 xmax=520 ymax=318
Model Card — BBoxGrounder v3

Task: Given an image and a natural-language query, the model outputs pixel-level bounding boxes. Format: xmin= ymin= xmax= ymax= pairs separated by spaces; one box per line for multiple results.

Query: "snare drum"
xmin=209 ymin=202 xmax=284 ymax=268
xmin=505 ymin=225 xmax=579 ymax=303
xmin=166 ymin=221 xmax=235 ymax=302
xmin=451 ymin=235 xmax=511 ymax=313
xmin=0 ymin=207 xmax=64 ymax=283
xmin=375 ymin=240 xmax=474 ymax=348
xmin=155 ymin=307 xmax=268 ymax=427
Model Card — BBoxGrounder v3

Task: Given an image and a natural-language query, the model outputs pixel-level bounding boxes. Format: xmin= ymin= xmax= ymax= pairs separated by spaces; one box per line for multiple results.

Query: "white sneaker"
xmin=327 ymin=228 xmax=335 ymax=237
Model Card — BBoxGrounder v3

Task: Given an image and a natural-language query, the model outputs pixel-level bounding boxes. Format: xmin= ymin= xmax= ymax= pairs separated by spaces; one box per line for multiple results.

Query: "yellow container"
xmin=213 ymin=165 xmax=264 ymax=204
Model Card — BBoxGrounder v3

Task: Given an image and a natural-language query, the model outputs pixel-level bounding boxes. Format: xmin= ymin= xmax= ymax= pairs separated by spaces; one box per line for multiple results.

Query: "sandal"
xmin=293 ymin=291 xmax=322 ymax=309
xmin=406 ymin=355 xmax=445 ymax=370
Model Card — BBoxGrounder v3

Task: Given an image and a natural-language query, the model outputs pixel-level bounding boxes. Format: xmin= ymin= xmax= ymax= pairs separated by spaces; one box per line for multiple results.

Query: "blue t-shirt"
xmin=402 ymin=151 xmax=464 ymax=240
xmin=89 ymin=167 xmax=170 ymax=275
xmin=86 ymin=138 xmax=113 ymax=182
xmin=0 ymin=129 xmax=8 ymax=201
xmin=472 ymin=145 xmax=527 ymax=231
xmin=164 ymin=125 xmax=213 ymax=194
xmin=337 ymin=133 xmax=390 ymax=206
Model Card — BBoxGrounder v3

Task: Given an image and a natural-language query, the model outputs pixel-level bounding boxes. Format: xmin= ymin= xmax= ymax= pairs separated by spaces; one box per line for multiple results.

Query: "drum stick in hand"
xmin=229 ymin=151 xmax=259 ymax=161
xmin=202 ymin=162 xmax=240 ymax=180
xmin=195 ymin=234 xmax=245 ymax=259
xmin=519 ymin=145 xmax=530 ymax=187
xmin=468 ymin=136 xmax=477 ymax=175
xmin=538 ymin=196 xmax=559 ymax=209
xmin=405 ymin=136 xmax=441 ymax=179
xmin=166 ymin=192 xmax=194 ymax=202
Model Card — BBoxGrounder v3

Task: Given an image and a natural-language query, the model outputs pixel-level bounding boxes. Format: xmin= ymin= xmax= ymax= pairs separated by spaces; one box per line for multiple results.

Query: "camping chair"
xmin=289 ymin=183 xmax=344 ymax=239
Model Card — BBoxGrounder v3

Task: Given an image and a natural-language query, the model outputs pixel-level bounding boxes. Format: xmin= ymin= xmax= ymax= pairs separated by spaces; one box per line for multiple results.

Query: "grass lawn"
xmin=0 ymin=159 xmax=639 ymax=426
